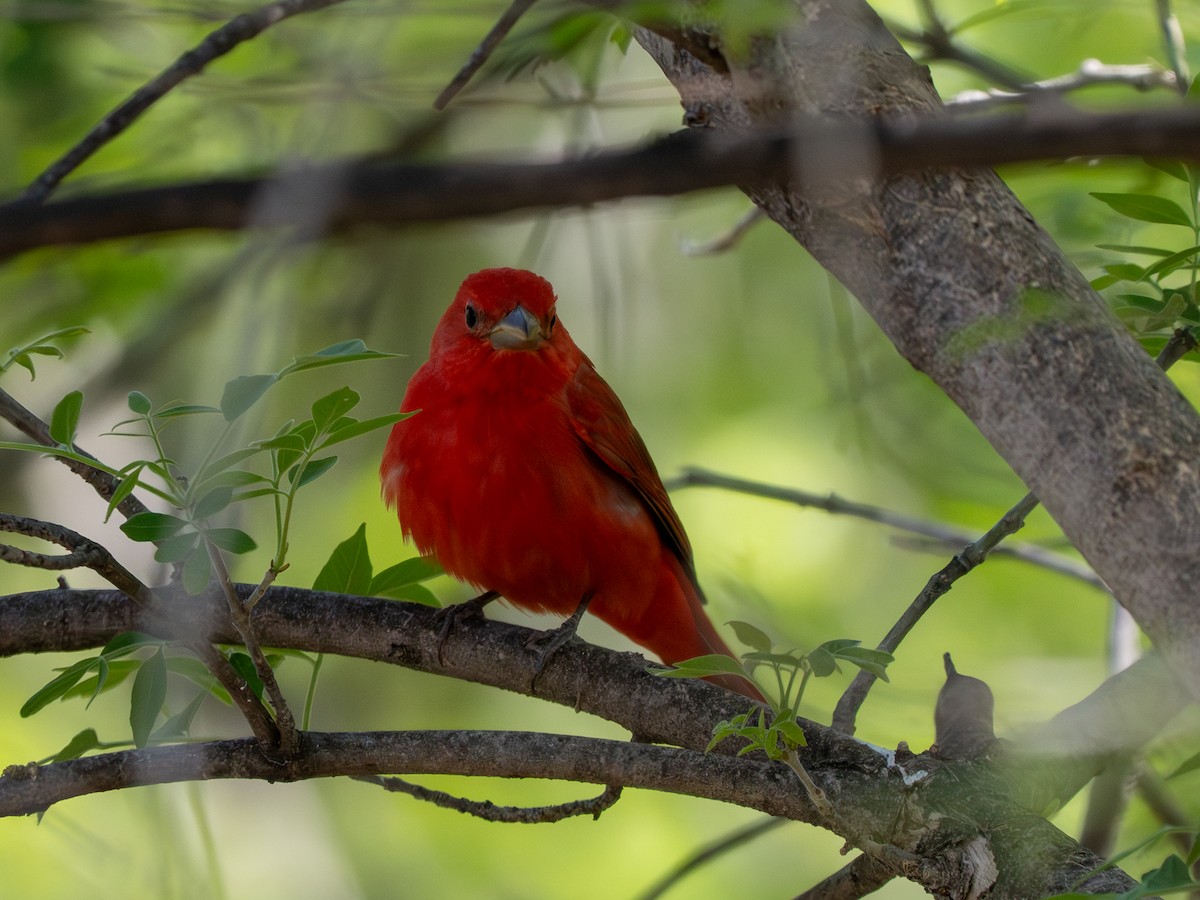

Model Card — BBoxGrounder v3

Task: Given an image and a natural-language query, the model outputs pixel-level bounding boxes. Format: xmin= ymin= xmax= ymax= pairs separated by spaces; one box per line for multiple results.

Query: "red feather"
xmin=382 ymin=268 xmax=761 ymax=701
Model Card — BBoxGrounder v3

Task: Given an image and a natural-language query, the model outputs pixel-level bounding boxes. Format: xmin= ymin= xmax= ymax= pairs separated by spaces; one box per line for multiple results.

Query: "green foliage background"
xmin=3 ymin=0 xmax=1200 ymax=896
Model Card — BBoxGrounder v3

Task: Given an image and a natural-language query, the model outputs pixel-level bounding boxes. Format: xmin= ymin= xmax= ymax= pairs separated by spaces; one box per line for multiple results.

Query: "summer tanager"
xmin=381 ymin=267 xmax=761 ymax=701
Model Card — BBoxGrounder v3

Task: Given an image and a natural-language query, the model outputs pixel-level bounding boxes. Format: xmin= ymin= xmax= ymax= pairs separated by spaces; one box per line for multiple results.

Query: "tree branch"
xmin=19 ymin=0 xmax=354 ymax=204
xmin=9 ymin=105 xmax=1200 ymax=259
xmin=353 ymin=774 xmax=622 ymax=823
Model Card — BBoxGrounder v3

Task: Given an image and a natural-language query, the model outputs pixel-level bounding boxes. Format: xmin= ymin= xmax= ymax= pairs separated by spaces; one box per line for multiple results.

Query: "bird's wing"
xmin=565 ymin=360 xmax=700 ymax=586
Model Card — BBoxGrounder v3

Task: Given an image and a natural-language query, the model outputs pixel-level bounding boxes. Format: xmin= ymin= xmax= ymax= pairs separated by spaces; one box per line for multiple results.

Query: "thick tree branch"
xmin=8 ymin=105 xmax=1200 ymax=259
xmin=0 ymin=585 xmax=1183 ymax=895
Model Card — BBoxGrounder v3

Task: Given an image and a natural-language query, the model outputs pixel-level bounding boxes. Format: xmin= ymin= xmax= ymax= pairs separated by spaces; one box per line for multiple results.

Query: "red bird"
xmin=382 ymin=268 xmax=761 ymax=701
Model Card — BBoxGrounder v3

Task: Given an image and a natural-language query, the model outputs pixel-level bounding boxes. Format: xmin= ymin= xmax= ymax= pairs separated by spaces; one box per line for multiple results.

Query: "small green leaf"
xmin=817 ymin=638 xmax=861 ymax=654
xmin=1090 ymin=192 xmax=1193 ymax=227
xmin=153 ymin=531 xmax=201 ymax=564
xmin=51 ymin=728 xmax=104 ymax=763
xmin=775 ymin=718 xmax=808 ymax=748
xmin=313 ymin=523 xmax=373 ymax=595
xmin=1168 ymin=749 xmax=1200 ymax=780
xmin=192 ymin=485 xmax=234 ymax=520
xmin=807 ymin=647 xmax=838 ymax=677
xmin=228 ymin=652 xmax=265 ymax=699
xmin=200 ymin=447 xmax=265 ymax=479
xmin=181 ymin=547 xmax=212 ymax=594
xmin=653 ymin=654 xmax=748 ymax=679
xmin=834 ymin=646 xmax=893 ymax=681
xmin=288 ymin=455 xmax=337 ymax=487
xmin=1144 ymin=158 xmax=1192 ymax=183
xmin=120 ymin=511 xmax=188 ymax=542
xmin=151 ymin=691 xmax=208 ymax=742
xmin=101 ymin=631 xmax=161 ymax=658
xmin=62 ymin=661 xmax=138 ymax=703
xmin=384 ymin=583 xmax=441 ymax=607
xmin=1140 ymin=854 xmax=1194 ymax=892
xmin=728 ymin=620 xmax=772 ymax=652
xmin=154 ymin=404 xmax=221 ymax=418
xmin=319 ymin=412 xmax=413 ymax=449
xmin=1095 ymin=243 xmax=1174 ymax=257
xmin=104 ymin=466 xmax=145 ymax=522
xmin=369 ymin=555 xmax=444 ymax=596
xmin=129 ymin=648 xmax=167 ymax=748
xmin=127 ymin=391 xmax=152 ymax=415
xmin=204 ymin=528 xmax=257 ymax=554
xmin=311 ymin=386 xmax=361 ymax=433
xmin=279 ymin=340 xmax=400 ymax=376
xmin=50 ymin=390 xmax=83 ymax=446
xmin=220 ymin=373 xmax=278 ymax=422
xmin=21 ymin=658 xmax=98 ymax=717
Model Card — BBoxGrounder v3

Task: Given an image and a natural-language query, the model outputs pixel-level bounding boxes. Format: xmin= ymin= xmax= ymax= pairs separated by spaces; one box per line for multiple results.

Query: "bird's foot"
xmin=525 ymin=593 xmax=593 ymax=684
xmin=433 ymin=590 xmax=499 ymax=665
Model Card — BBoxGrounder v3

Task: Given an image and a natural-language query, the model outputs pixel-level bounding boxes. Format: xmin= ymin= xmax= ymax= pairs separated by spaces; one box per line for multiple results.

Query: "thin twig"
xmin=0 ymin=387 xmax=148 ymax=520
xmin=831 ymin=329 xmax=1197 ymax=735
xmin=1156 ymin=0 xmax=1190 ymax=95
xmin=19 ymin=0 xmax=352 ymax=204
xmin=947 ymin=60 xmax=1178 ymax=111
xmin=681 ymin=206 xmax=765 ymax=256
xmin=353 ymin=774 xmax=622 ymax=823
xmin=640 ymin=817 xmax=787 ymax=900
xmin=433 ymin=0 xmax=538 ymax=110
xmin=892 ymin=6 xmax=1029 ymax=91
xmin=0 ymin=513 xmax=151 ymax=601
xmin=668 ymin=467 xmax=1101 ymax=587
xmin=793 ymin=853 xmax=898 ymax=900
xmin=205 ymin=540 xmax=297 ymax=756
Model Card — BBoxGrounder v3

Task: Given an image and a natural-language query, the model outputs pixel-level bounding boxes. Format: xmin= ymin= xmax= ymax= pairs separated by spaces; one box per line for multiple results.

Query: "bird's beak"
xmin=488 ymin=304 xmax=545 ymax=351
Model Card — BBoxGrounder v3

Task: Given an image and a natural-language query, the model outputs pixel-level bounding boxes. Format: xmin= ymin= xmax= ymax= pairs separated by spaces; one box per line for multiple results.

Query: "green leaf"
xmin=1090 ymin=192 xmax=1193 ymax=227
xmin=817 ymin=638 xmax=861 ymax=654
xmin=774 ymin=718 xmax=808 ymax=748
xmin=192 ymin=485 xmax=234 ymax=520
xmin=51 ymin=728 xmax=104 ymax=763
xmin=200 ymin=447 xmax=265 ymax=479
xmin=288 ymin=455 xmax=337 ymax=487
xmin=1144 ymin=158 xmax=1192 ymax=183
xmin=181 ymin=548 xmax=212 ymax=594
xmin=1140 ymin=854 xmax=1195 ymax=892
xmin=101 ymin=631 xmax=162 ymax=658
xmin=383 ymin=582 xmax=441 ymax=607
xmin=319 ymin=412 xmax=413 ymax=449
xmin=228 ymin=652 xmax=265 ymax=699
xmin=728 ymin=620 xmax=772 ymax=652
xmin=154 ymin=403 xmax=221 ymax=419
xmin=120 ymin=511 xmax=188 ymax=542
xmin=311 ymin=386 xmax=361 ymax=433
xmin=1141 ymin=245 xmax=1200 ymax=279
xmin=204 ymin=528 xmax=257 ymax=554
xmin=313 ymin=523 xmax=373 ymax=595
xmin=127 ymin=391 xmax=152 ymax=415
xmin=104 ymin=465 xmax=145 ymax=522
xmin=653 ymin=654 xmax=748 ymax=679
xmin=833 ymin=646 xmax=893 ymax=681
xmin=152 ymin=531 xmax=201 ymax=564
xmin=220 ymin=373 xmax=278 ymax=422
xmin=279 ymin=340 xmax=400 ymax=376
xmin=807 ymin=647 xmax=838 ymax=677
xmin=50 ymin=390 xmax=83 ymax=446
xmin=1095 ymin=243 xmax=1175 ymax=257
xmin=369 ymin=555 xmax=444 ymax=596
xmin=1168 ymin=749 xmax=1200 ymax=780
xmin=21 ymin=657 xmax=98 ymax=717
xmin=151 ymin=690 xmax=208 ymax=742
xmin=129 ymin=648 xmax=167 ymax=748
xmin=61 ymin=661 xmax=138 ymax=704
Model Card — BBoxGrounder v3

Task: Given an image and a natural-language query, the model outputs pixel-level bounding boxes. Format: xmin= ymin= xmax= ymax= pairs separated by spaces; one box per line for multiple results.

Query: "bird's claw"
xmin=525 ymin=593 xmax=593 ymax=687
xmin=433 ymin=591 xmax=498 ymax=665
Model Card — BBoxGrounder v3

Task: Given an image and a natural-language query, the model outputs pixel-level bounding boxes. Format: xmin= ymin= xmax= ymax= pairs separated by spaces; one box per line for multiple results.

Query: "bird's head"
xmin=432 ymin=268 xmax=561 ymax=357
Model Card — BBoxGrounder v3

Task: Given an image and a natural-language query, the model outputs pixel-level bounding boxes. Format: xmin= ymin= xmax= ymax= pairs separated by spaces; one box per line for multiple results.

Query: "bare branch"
xmin=0 ymin=512 xmax=150 ymax=601
xmin=1155 ymin=0 xmax=1190 ymax=94
xmin=10 ymin=105 xmax=1200 ymax=259
xmin=794 ymin=853 xmax=897 ymax=900
xmin=640 ymin=817 xmax=787 ymax=900
xmin=947 ymin=60 xmax=1178 ymax=111
xmin=433 ymin=0 xmax=538 ymax=110
xmin=669 ymin=467 xmax=1101 ymax=587
xmin=680 ymin=206 xmax=765 ymax=256
xmin=19 ymin=0 xmax=354 ymax=204
xmin=353 ymin=774 xmax=622 ymax=823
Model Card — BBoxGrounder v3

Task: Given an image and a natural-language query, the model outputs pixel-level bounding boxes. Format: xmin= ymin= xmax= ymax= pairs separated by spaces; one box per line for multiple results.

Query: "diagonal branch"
xmin=19 ymin=0 xmax=354 ymax=204
xmin=433 ymin=0 xmax=538 ymax=110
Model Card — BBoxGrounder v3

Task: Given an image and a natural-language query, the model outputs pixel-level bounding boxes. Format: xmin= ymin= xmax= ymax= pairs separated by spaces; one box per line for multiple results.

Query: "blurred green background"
xmin=3 ymin=0 xmax=1200 ymax=896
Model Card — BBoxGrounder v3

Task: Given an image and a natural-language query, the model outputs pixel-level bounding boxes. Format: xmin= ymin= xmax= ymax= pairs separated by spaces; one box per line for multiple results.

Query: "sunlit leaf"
xmin=313 ymin=523 xmax=373 ymax=595
xmin=50 ymin=390 xmax=83 ymax=446
xmin=1090 ymin=192 xmax=1193 ymax=227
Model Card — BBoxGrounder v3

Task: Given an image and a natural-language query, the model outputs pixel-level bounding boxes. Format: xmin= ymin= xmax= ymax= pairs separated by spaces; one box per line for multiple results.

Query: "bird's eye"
xmin=548 ymin=312 xmax=557 ymax=332
xmin=465 ymin=304 xmax=479 ymax=330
